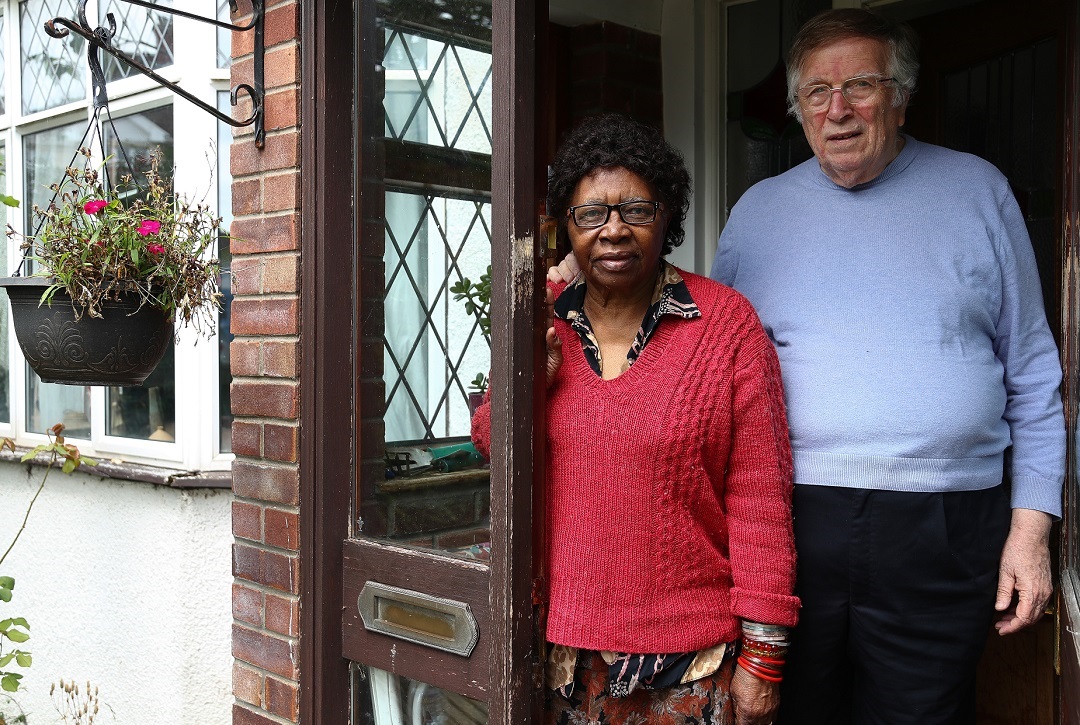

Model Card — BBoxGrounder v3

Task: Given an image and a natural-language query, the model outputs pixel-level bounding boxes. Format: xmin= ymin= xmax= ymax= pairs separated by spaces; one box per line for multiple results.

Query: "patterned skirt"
xmin=545 ymin=649 xmax=735 ymax=725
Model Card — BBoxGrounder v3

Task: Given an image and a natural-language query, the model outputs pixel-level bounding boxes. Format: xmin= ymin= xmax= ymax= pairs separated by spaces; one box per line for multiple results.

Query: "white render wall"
xmin=0 ymin=459 xmax=232 ymax=724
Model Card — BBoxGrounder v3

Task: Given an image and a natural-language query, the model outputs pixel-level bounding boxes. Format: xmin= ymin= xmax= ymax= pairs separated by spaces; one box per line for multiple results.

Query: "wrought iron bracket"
xmin=45 ymin=0 xmax=265 ymax=148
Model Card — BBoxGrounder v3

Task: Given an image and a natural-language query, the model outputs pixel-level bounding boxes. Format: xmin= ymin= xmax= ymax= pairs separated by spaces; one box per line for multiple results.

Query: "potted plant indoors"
xmin=1 ymin=149 xmax=222 ymax=386
xmin=450 ymin=264 xmax=491 ymax=414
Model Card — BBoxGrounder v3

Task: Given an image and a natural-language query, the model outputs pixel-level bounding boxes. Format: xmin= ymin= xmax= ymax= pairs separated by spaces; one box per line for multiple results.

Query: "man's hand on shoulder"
xmin=547 ymin=253 xmax=580 ymax=284
xmin=995 ymin=508 xmax=1053 ymax=635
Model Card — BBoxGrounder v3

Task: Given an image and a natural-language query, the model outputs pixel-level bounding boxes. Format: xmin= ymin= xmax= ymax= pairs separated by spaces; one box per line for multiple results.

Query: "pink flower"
xmin=146 ymin=243 xmax=166 ymax=255
xmin=137 ymin=219 xmax=161 ymax=236
xmin=83 ymin=199 xmax=107 ymax=215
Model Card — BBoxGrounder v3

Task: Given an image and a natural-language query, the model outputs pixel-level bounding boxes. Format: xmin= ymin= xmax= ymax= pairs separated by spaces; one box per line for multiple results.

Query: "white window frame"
xmin=0 ymin=0 xmax=233 ymax=471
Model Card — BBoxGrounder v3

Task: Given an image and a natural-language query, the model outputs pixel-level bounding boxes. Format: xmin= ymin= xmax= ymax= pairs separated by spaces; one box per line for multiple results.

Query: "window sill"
xmin=0 ymin=447 xmax=232 ymax=489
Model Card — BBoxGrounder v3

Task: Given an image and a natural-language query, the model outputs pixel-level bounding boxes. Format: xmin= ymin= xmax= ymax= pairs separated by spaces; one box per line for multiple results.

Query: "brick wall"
xmin=229 ymin=1 xmax=303 ymax=723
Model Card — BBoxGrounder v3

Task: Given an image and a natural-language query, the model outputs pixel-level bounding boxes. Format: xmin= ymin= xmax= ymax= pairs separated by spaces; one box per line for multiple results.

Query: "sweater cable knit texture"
xmin=472 ymin=271 xmax=799 ymax=654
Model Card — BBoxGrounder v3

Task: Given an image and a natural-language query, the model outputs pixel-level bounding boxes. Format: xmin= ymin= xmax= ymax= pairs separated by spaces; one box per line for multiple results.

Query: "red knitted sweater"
xmin=472 ymin=271 xmax=798 ymax=653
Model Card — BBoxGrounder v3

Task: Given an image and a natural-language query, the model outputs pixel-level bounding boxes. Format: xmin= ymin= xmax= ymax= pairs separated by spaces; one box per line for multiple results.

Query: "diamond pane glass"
xmin=384 ymin=191 xmax=491 ymax=443
xmin=382 ymin=25 xmax=492 ymax=154
xmin=21 ymin=0 xmax=86 ymax=115
xmin=363 ymin=2 xmax=493 ymax=557
xmin=98 ymin=0 xmax=174 ymax=83
xmin=217 ymin=0 xmax=232 ymax=68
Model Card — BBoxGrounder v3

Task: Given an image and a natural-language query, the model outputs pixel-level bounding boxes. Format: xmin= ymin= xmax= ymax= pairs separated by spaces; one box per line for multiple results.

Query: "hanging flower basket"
xmin=0 ymin=276 xmax=172 ymax=386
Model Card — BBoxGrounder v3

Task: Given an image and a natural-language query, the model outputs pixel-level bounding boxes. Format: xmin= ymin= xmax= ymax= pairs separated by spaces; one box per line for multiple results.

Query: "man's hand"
xmin=731 ymin=666 xmax=780 ymax=725
xmin=994 ymin=507 xmax=1053 ymax=635
xmin=546 ymin=252 xmax=580 ymax=284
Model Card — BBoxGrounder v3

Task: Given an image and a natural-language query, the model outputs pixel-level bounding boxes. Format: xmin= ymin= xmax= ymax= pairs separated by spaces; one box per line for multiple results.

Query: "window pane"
xmin=360 ymin=5 xmax=493 ymax=558
xmin=99 ymin=107 xmax=176 ymax=441
xmin=216 ymin=0 xmax=232 ymax=69
xmin=23 ymin=122 xmax=89 ymax=435
xmin=22 ymin=119 xmax=83 ymax=233
xmin=21 ymin=0 xmax=86 ymax=114
xmin=217 ymin=92 xmax=233 ymax=453
xmin=98 ymin=0 xmax=174 ymax=83
xmin=0 ymin=144 xmax=9 ymax=423
xmin=0 ymin=9 xmax=8 ymax=115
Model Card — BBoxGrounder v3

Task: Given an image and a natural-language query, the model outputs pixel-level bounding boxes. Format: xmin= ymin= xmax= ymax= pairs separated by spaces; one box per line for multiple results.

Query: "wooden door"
xmin=340 ymin=0 xmax=545 ymax=723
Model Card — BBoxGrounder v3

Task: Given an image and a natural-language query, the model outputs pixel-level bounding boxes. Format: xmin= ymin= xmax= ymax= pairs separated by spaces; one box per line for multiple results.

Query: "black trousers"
xmin=777 ymin=484 xmax=1010 ymax=725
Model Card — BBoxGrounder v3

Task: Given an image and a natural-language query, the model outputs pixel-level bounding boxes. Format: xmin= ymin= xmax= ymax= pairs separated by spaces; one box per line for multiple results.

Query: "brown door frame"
xmin=1061 ymin=0 xmax=1080 ymax=720
xmin=300 ymin=0 xmax=543 ymax=722
xmin=299 ymin=0 xmax=355 ymax=722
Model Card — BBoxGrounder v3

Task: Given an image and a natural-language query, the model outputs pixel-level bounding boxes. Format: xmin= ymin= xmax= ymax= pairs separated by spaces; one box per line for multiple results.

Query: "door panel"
xmin=347 ymin=0 xmax=541 ymax=720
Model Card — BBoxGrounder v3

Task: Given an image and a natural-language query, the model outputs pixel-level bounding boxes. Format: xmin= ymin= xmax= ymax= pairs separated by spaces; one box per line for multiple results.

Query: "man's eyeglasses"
xmin=568 ymin=201 xmax=661 ymax=228
xmin=798 ymin=76 xmax=895 ymax=111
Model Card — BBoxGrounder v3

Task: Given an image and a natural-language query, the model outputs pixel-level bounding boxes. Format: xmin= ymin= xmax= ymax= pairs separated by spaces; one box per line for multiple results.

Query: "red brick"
xmin=231 ymin=213 xmax=300 ymax=253
xmin=230 ymin=297 xmax=299 ymax=336
xmin=231 ymin=131 xmax=299 ymax=177
xmin=230 ymin=257 xmax=263 ymax=296
xmin=232 ymin=662 xmax=263 ymax=707
xmin=232 ymin=178 xmax=261 ymax=216
xmin=233 ymin=543 xmax=298 ymax=593
xmin=264 ymin=508 xmax=300 ymax=550
xmin=231 ymin=381 xmax=299 ymax=419
xmin=232 ymin=56 xmax=254 ymax=89
xmin=232 ymin=583 xmax=264 ymax=627
xmin=264 ymin=3 xmax=300 ymax=48
xmin=231 ymin=421 xmax=261 ymax=457
xmin=232 ymin=500 xmax=263 ymax=541
xmin=265 ymin=677 xmax=300 ymax=721
xmin=231 ymin=340 xmax=261 ymax=376
xmin=264 ymin=43 xmax=299 ymax=89
xmin=263 ymin=423 xmax=299 ymax=463
xmin=263 ymin=173 xmax=299 ymax=214
xmin=262 ymin=340 xmax=298 ymax=378
xmin=265 ymin=593 xmax=299 ymax=637
xmin=232 ymin=704 xmax=279 ymax=725
xmin=261 ymin=254 xmax=299 ymax=293
xmin=232 ymin=461 xmax=300 ymax=505
xmin=233 ymin=624 xmax=298 ymax=679
xmin=264 ymin=88 xmax=300 ymax=131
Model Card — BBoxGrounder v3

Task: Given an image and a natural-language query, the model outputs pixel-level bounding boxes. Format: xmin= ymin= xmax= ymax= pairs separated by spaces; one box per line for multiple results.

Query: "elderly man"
xmin=709 ymin=8 xmax=1064 ymax=724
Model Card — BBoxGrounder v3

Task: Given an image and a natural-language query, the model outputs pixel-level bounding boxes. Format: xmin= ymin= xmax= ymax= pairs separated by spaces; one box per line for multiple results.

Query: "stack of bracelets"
xmin=737 ymin=621 xmax=790 ymax=683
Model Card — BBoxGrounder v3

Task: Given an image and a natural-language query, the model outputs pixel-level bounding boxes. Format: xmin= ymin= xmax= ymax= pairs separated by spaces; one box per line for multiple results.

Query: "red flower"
xmin=137 ymin=219 xmax=161 ymax=236
xmin=83 ymin=199 xmax=107 ymax=215
xmin=146 ymin=243 xmax=166 ymax=255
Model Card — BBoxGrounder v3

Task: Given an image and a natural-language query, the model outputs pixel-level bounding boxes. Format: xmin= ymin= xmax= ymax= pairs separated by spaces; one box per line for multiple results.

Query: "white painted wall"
xmin=0 ymin=460 xmax=232 ymax=724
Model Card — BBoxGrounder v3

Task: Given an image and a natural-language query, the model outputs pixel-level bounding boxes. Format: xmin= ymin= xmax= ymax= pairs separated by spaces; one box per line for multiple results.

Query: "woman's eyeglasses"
xmin=567 ymin=201 xmax=661 ymax=228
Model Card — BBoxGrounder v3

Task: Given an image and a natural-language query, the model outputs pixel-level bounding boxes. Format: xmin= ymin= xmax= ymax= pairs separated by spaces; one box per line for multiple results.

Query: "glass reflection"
xmin=357 ymin=667 xmax=487 ymax=725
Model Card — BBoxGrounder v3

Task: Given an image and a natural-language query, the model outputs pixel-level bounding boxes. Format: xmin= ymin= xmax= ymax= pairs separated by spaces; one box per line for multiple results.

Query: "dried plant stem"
xmin=0 ymin=461 xmax=55 ymax=569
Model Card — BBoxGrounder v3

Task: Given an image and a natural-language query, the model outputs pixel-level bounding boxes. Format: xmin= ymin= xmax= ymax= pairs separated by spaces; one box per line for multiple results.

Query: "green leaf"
xmin=4 ymin=630 xmax=29 ymax=644
xmin=0 ymin=195 xmax=19 ymax=208
xmin=0 ymin=589 xmax=9 ymax=603
xmin=0 ymin=653 xmax=14 ymax=668
xmin=0 ymin=577 xmax=13 ymax=590
xmin=1 ymin=673 xmax=22 ymax=692
xmin=14 ymin=652 xmax=30 ymax=667
xmin=61 ymin=459 xmax=75 ymax=474
xmin=7 ymin=619 xmax=27 ymax=629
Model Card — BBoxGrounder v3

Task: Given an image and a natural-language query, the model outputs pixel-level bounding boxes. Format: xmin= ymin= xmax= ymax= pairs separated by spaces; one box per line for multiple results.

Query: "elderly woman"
xmin=472 ymin=114 xmax=798 ymax=725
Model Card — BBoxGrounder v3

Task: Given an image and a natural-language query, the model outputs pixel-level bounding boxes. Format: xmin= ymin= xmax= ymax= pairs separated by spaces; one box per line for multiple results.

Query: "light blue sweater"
xmin=711 ymin=136 xmax=1064 ymax=516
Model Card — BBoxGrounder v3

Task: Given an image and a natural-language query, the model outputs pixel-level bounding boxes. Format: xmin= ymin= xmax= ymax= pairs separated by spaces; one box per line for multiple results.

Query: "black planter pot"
xmin=0 ymin=277 xmax=173 ymax=386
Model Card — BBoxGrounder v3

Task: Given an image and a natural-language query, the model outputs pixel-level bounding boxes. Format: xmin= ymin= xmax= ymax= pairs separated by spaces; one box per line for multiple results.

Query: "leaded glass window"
xmin=20 ymin=0 xmax=85 ymax=114
xmin=98 ymin=0 xmax=174 ymax=83
xmin=380 ymin=5 xmax=493 ymax=444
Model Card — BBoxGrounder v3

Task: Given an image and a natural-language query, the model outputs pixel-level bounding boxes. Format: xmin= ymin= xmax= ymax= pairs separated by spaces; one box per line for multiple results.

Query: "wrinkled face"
xmin=798 ymin=36 xmax=908 ymax=188
xmin=567 ymin=166 xmax=667 ymax=299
